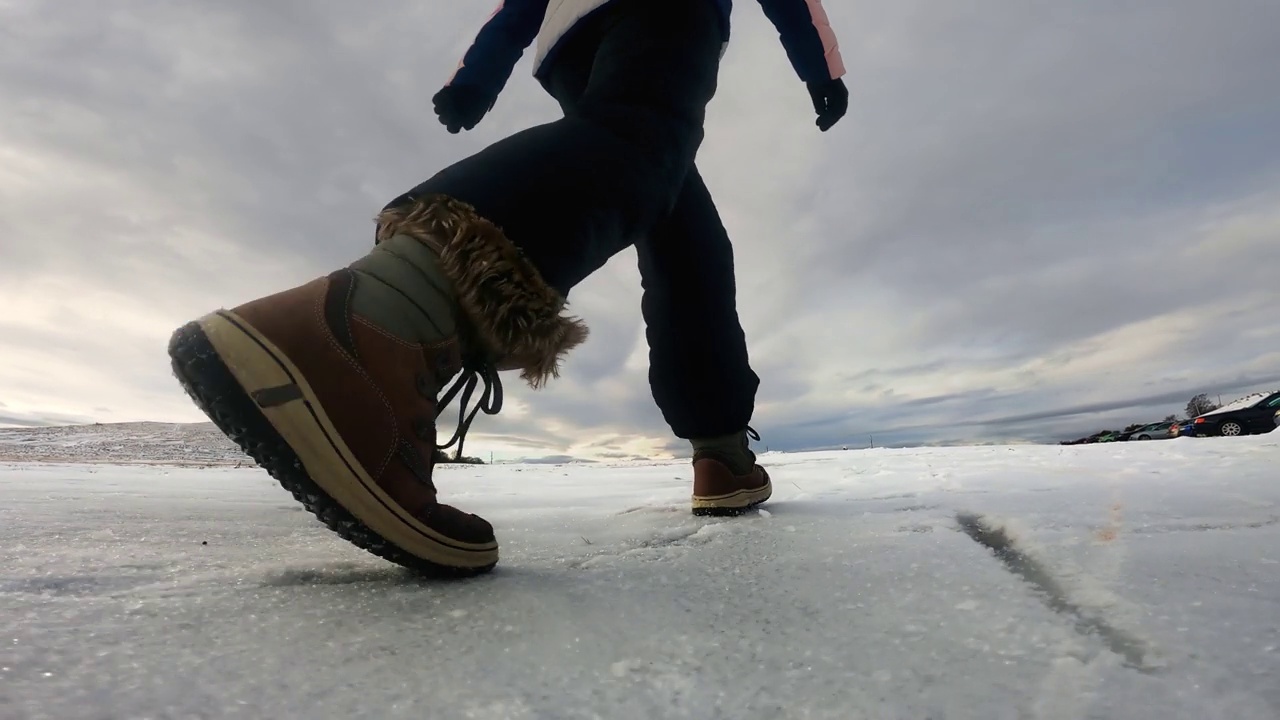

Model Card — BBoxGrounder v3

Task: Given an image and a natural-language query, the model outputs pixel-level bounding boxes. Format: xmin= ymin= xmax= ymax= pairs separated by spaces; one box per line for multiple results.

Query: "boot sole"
xmin=167 ymin=311 xmax=498 ymax=577
xmin=690 ymin=481 xmax=773 ymax=517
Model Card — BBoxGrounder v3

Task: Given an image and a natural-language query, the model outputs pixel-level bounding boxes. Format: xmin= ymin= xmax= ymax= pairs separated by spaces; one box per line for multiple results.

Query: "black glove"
xmin=432 ymin=84 xmax=498 ymax=133
xmin=806 ymin=78 xmax=848 ymax=132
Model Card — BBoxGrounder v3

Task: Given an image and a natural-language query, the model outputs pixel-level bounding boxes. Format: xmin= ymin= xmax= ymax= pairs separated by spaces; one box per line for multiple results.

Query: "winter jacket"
xmin=448 ymin=0 xmax=844 ymax=94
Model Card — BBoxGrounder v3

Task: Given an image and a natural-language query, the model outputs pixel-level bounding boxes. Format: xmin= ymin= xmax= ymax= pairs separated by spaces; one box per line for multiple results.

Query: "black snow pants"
xmin=383 ymin=0 xmax=760 ymax=440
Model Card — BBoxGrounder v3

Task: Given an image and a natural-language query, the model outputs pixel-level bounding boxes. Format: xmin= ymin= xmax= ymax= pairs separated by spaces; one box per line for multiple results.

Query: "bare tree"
xmin=1186 ymin=393 xmax=1219 ymax=419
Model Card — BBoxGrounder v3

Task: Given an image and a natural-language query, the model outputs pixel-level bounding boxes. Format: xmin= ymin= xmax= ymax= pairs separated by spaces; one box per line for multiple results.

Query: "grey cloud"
xmin=592 ymin=452 xmax=652 ymax=461
xmin=839 ymin=360 xmax=950 ymax=384
xmin=782 ymin=0 xmax=1280 ymax=349
xmin=513 ymin=455 xmax=598 ymax=465
xmin=1 ymin=1 xmax=545 ymax=284
xmin=0 ymin=410 xmax=96 ymax=428
xmin=477 ymin=371 xmax=668 ymax=446
xmin=457 ymin=432 xmax=565 ymax=452
xmin=980 ymin=374 xmax=1280 ymax=428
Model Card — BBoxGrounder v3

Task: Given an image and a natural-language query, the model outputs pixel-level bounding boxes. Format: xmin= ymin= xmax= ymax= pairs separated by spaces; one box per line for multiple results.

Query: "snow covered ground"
xmin=2 ymin=434 xmax=1278 ymax=719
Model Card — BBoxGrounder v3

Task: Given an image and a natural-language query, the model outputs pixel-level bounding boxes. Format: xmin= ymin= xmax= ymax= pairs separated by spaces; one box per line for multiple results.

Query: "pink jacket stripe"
xmin=804 ymin=0 xmax=845 ymax=79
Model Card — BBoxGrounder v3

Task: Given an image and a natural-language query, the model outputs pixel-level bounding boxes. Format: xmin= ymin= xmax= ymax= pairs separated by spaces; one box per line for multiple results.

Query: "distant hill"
xmin=0 ymin=422 xmax=245 ymax=466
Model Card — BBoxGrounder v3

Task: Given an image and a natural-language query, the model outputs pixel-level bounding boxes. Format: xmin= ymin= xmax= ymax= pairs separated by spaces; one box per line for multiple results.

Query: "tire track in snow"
xmin=956 ymin=511 xmax=1161 ymax=674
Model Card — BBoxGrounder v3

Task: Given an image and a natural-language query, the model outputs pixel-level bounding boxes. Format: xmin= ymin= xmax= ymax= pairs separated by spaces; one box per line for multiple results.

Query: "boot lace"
xmin=745 ymin=425 xmax=761 ymax=463
xmin=433 ymin=361 xmax=503 ymax=461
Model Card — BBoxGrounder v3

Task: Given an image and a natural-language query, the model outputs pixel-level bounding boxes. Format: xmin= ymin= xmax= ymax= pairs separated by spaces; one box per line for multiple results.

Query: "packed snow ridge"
xmin=1201 ymin=390 xmax=1275 ymax=417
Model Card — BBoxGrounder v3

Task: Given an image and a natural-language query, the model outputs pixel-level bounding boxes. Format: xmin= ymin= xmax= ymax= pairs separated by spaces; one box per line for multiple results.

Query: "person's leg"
xmin=540 ymin=6 xmax=765 ymax=509
xmin=637 ymin=166 xmax=758 ymax=442
xmin=536 ymin=19 xmax=768 ymax=513
xmin=537 ymin=7 xmax=758 ymax=441
xmin=635 ymin=167 xmax=770 ymax=515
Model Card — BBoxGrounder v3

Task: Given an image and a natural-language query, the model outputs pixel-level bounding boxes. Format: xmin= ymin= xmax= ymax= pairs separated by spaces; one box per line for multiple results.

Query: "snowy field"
xmin=0 ymin=422 xmax=242 ymax=466
xmin=2 ymin=434 xmax=1278 ymax=720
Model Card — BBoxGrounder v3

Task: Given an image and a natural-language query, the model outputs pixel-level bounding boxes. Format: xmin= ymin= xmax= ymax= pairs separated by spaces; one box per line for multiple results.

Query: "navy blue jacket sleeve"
xmin=448 ymin=0 xmax=551 ymax=92
xmin=755 ymin=0 xmax=845 ymax=84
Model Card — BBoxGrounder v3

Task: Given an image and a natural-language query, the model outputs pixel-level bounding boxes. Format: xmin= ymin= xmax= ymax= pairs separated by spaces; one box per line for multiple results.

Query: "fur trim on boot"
xmin=374 ymin=194 xmax=589 ymax=388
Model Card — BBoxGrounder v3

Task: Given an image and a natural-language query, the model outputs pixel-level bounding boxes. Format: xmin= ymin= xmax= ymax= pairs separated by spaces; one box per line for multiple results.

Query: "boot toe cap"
xmin=420 ymin=503 xmax=496 ymax=545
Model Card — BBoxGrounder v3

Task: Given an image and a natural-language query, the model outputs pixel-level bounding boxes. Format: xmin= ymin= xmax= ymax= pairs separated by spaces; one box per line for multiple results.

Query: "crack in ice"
xmin=956 ymin=512 xmax=1161 ymax=674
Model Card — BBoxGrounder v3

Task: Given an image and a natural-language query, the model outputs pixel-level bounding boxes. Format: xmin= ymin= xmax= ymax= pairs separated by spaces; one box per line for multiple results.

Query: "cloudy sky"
xmin=2 ymin=0 xmax=1278 ymax=460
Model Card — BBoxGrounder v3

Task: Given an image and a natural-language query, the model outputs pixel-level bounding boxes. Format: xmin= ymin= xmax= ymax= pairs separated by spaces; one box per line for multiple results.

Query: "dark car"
xmin=1190 ymin=391 xmax=1280 ymax=437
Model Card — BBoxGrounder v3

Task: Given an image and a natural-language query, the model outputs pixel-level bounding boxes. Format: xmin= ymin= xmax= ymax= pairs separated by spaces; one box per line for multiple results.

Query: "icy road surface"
xmin=3 ymin=436 xmax=1278 ymax=719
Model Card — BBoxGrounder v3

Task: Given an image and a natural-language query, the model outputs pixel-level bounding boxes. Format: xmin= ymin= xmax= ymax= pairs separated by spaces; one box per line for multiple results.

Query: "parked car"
xmin=1116 ymin=425 xmax=1146 ymax=441
xmin=1121 ymin=421 xmax=1175 ymax=441
xmin=1190 ymin=390 xmax=1280 ymax=437
xmin=1167 ymin=420 xmax=1193 ymax=438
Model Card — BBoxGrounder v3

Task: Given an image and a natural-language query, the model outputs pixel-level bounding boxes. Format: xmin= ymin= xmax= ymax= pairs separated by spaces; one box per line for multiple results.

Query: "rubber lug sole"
xmin=691 ymin=481 xmax=773 ymax=517
xmin=167 ymin=315 xmax=497 ymax=578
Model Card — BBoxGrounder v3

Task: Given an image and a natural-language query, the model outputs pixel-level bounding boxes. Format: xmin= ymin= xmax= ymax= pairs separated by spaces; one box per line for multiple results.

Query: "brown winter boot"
xmin=166 ymin=194 xmax=587 ymax=576
xmin=690 ymin=427 xmax=772 ymax=516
